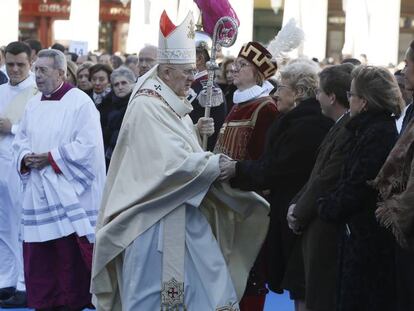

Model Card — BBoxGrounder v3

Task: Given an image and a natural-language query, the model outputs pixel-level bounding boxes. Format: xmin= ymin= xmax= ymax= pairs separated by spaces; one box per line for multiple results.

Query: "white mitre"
xmin=130 ymin=10 xmax=196 ymax=100
xmin=158 ymin=10 xmax=196 ymax=64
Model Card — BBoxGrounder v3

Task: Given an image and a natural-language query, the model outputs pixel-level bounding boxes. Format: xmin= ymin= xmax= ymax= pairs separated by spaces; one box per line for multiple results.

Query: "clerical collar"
xmin=41 ymin=82 xmax=74 ymax=101
xmin=233 ymin=84 xmax=268 ymax=104
xmin=9 ymin=74 xmax=35 ymax=90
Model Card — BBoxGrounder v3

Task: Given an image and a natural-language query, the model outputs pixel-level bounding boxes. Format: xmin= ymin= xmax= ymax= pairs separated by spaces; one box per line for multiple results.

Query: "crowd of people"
xmin=0 ymin=9 xmax=413 ymax=311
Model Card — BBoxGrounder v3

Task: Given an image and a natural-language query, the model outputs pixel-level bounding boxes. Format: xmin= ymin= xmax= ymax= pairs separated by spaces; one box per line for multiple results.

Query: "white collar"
xmin=44 ymin=82 xmax=64 ymax=98
xmin=336 ymin=110 xmax=349 ymax=123
xmin=8 ymin=74 xmax=35 ymax=91
xmin=233 ymin=84 xmax=268 ymax=104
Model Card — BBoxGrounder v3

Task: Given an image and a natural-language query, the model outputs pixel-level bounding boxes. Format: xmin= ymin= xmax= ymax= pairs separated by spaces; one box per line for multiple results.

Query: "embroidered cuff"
xmin=48 ymin=152 xmax=62 ymax=174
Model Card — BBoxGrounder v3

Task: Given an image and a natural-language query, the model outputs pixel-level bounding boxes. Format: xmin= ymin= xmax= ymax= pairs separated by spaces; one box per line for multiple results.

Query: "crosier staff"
xmin=198 ymin=16 xmax=238 ymax=150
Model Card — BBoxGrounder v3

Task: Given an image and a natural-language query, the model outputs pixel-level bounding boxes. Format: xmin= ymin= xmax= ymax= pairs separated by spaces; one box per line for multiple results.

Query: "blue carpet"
xmin=0 ymin=292 xmax=293 ymax=311
xmin=265 ymin=291 xmax=294 ymax=311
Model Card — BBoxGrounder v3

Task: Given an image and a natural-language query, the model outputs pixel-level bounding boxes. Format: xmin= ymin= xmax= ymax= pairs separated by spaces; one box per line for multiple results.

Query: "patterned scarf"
xmin=93 ymin=87 xmax=111 ymax=107
xmin=370 ymin=117 xmax=414 ymax=249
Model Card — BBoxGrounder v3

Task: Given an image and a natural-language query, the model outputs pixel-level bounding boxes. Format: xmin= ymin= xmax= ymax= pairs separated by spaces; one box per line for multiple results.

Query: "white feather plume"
xmin=267 ymin=18 xmax=304 ymax=60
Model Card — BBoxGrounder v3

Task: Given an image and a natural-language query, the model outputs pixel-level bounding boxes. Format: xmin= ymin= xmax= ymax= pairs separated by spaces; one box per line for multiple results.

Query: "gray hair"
xmin=280 ymin=58 xmax=320 ymax=101
xmin=38 ymin=49 xmax=67 ymax=74
xmin=352 ymin=65 xmax=404 ymax=118
xmin=110 ymin=66 xmax=136 ymax=84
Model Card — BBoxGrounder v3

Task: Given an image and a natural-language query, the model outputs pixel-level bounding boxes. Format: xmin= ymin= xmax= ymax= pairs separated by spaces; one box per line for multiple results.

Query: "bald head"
xmin=138 ymin=45 xmax=157 ymax=76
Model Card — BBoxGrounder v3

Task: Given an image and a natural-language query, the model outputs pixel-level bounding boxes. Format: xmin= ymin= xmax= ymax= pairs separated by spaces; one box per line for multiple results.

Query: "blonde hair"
xmin=352 ymin=66 xmax=404 ymax=118
xmin=76 ymin=61 xmax=94 ymax=77
xmin=279 ymin=58 xmax=320 ymax=101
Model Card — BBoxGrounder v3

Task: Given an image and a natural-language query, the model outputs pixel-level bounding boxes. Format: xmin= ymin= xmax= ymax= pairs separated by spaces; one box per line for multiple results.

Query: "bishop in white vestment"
xmin=92 ymin=11 xmax=270 ymax=311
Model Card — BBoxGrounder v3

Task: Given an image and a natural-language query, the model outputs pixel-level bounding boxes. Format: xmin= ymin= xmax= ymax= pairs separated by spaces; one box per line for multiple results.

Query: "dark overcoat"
xmin=98 ymin=91 xmax=131 ymax=168
xmin=318 ymin=111 xmax=397 ymax=311
xmin=231 ymin=97 xmax=333 ymax=298
xmin=284 ymin=113 xmax=352 ymax=311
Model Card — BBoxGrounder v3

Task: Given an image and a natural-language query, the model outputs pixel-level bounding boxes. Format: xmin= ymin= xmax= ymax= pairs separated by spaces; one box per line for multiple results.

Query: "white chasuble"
xmin=92 ymin=67 xmax=270 ymax=311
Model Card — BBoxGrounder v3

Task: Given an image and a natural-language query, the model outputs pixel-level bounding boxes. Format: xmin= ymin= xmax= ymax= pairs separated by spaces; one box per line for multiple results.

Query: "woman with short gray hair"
xmin=221 ymin=58 xmax=333 ymax=311
xmin=99 ymin=66 xmax=136 ymax=168
xmin=276 ymin=59 xmax=320 ymax=113
xmin=110 ymin=66 xmax=136 ymax=85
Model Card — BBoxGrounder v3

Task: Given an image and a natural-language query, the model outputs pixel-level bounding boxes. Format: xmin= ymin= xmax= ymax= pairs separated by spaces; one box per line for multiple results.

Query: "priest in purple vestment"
xmin=12 ymin=49 xmax=106 ymax=311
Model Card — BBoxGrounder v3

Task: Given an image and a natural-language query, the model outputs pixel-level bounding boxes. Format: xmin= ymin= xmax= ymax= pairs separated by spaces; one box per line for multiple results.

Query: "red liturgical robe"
xmin=214 ymin=96 xmax=278 ymax=161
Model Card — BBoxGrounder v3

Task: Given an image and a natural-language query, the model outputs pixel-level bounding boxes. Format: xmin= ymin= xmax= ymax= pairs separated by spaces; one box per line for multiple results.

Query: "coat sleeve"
xmin=231 ymin=120 xmax=329 ymax=191
xmin=294 ymin=134 xmax=350 ymax=227
xmin=318 ymin=127 xmax=395 ymax=223
xmin=246 ymin=103 xmax=278 ymax=160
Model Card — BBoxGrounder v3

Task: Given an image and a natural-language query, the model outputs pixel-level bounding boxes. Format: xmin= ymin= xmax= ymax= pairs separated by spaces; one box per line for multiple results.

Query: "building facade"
xmin=0 ymin=0 xmax=412 ymax=64
xmin=18 ymin=0 xmax=130 ymax=52
xmin=253 ymin=0 xmax=414 ymax=65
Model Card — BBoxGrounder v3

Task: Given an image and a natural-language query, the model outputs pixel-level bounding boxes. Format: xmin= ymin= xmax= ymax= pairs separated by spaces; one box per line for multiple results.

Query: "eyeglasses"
xmin=166 ymin=66 xmax=197 ymax=77
xmin=232 ymin=61 xmax=252 ymax=71
xmin=346 ymin=91 xmax=359 ymax=100
xmin=275 ymin=84 xmax=291 ymax=94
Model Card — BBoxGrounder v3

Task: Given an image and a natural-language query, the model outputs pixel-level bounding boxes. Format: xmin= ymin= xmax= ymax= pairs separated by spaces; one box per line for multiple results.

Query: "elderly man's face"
xmin=395 ymin=72 xmax=413 ymax=105
xmin=98 ymin=54 xmax=111 ymax=67
xmin=138 ymin=47 xmax=157 ymax=77
xmin=5 ymin=52 xmax=31 ymax=86
xmin=164 ymin=64 xmax=196 ymax=97
xmin=404 ymin=50 xmax=414 ymax=92
xmin=35 ymin=57 xmax=64 ymax=95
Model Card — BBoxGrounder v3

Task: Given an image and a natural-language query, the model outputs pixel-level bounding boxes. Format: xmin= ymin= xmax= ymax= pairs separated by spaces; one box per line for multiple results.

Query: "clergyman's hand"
xmin=27 ymin=153 xmax=50 ymax=170
xmin=287 ymin=204 xmax=302 ymax=235
xmin=218 ymin=154 xmax=236 ymax=181
xmin=197 ymin=117 xmax=214 ymax=137
xmin=0 ymin=117 xmax=12 ymax=134
xmin=23 ymin=153 xmax=34 ymax=168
